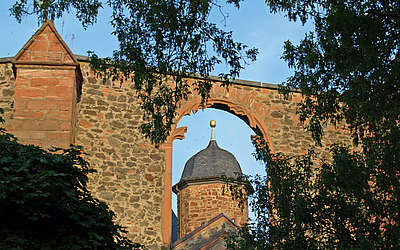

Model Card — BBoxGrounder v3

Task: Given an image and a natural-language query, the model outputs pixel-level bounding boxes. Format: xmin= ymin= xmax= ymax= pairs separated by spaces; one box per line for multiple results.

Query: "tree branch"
xmin=367 ymin=9 xmax=400 ymax=20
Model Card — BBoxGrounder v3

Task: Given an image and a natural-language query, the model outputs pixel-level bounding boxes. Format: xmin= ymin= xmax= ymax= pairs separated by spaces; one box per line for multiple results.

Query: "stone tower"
xmin=172 ymin=120 xmax=249 ymax=239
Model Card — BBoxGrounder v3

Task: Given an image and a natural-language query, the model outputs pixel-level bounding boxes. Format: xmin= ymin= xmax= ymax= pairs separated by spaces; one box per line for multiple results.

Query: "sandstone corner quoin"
xmin=0 ymin=21 xmax=353 ymax=248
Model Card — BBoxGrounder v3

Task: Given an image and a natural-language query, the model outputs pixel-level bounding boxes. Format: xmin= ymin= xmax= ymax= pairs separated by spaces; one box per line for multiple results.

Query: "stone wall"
xmin=176 ymin=81 xmax=353 ymax=157
xmin=75 ymin=62 xmax=166 ymax=248
xmin=11 ymin=65 xmax=78 ymax=148
xmin=72 ymin=66 xmax=353 ymax=248
xmin=0 ymin=62 xmax=15 ymax=130
xmin=176 ymin=182 xmax=248 ymax=239
xmin=0 ymin=55 xmax=354 ymax=249
xmin=10 ymin=21 xmax=79 ymax=148
xmin=0 ymin=20 xmax=355 ymax=250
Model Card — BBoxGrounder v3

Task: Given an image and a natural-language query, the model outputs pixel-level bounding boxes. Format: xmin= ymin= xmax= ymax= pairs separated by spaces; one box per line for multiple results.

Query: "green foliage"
xmin=228 ymin=136 xmax=400 ymax=249
xmin=225 ymin=0 xmax=400 ymax=249
xmin=9 ymin=0 xmax=257 ymax=146
xmin=0 ymin=108 xmax=143 ymax=249
xmin=273 ymin=0 xmax=400 ymax=144
xmin=10 ymin=0 xmax=102 ymax=28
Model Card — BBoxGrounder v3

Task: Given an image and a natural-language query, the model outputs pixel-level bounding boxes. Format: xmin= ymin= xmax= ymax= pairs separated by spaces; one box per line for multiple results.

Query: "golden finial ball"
xmin=210 ymin=120 xmax=216 ymax=127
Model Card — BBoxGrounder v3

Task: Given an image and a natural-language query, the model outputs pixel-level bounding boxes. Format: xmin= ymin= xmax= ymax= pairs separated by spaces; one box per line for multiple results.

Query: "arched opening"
xmin=160 ymin=97 xmax=272 ymax=244
xmin=173 ymin=108 xmax=265 ymax=213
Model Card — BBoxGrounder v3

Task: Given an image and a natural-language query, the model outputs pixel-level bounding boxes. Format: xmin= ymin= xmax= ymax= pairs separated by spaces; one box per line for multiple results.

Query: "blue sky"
xmin=0 ymin=0 xmax=312 ymax=216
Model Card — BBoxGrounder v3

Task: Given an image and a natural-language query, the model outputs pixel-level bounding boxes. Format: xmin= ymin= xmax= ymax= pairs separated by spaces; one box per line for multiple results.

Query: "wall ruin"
xmin=0 ymin=20 xmax=353 ymax=249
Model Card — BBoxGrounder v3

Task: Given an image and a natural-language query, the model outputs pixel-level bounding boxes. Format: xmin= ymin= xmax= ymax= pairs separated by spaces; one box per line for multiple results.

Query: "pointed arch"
xmin=160 ymin=96 xmax=273 ymax=244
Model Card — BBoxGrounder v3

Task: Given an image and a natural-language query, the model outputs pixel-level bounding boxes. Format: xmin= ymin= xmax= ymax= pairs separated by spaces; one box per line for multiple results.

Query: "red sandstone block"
xmin=59 ymin=78 xmax=74 ymax=87
xmin=47 ymin=86 xmax=73 ymax=99
xmin=12 ymin=119 xmax=23 ymax=130
xmin=250 ymin=90 xmax=258 ymax=97
xmin=58 ymin=139 xmax=71 ymax=148
xmin=252 ymin=102 xmax=261 ymax=114
xmin=19 ymin=69 xmax=52 ymax=78
xmin=14 ymin=110 xmax=45 ymax=119
xmin=48 ymin=41 xmax=64 ymax=52
xmin=47 ymin=131 xmax=70 ymax=140
xmin=46 ymin=30 xmax=58 ymax=42
xmin=18 ymin=51 xmax=32 ymax=61
xmin=60 ymin=121 xmax=72 ymax=131
xmin=235 ymin=90 xmax=243 ymax=102
xmin=27 ymin=100 xmax=58 ymax=110
xmin=79 ymin=119 xmax=93 ymax=128
xmin=242 ymin=93 xmax=250 ymax=104
xmin=271 ymin=104 xmax=283 ymax=111
xmin=49 ymin=52 xmax=64 ymax=62
xmin=31 ymin=77 xmax=59 ymax=87
xmin=15 ymin=77 xmax=30 ymax=86
xmin=13 ymin=130 xmax=46 ymax=140
xmin=42 ymin=27 xmax=52 ymax=33
xmin=33 ymin=51 xmax=63 ymax=62
xmin=247 ymin=95 xmax=255 ymax=106
xmin=31 ymin=51 xmax=52 ymax=61
xmin=29 ymin=41 xmax=48 ymax=52
xmin=145 ymin=174 xmax=154 ymax=181
xmin=23 ymin=119 xmax=59 ymax=131
xmin=59 ymin=100 xmax=73 ymax=111
xmin=13 ymin=99 xmax=27 ymax=110
xmin=15 ymin=87 xmax=46 ymax=99
xmin=34 ymin=33 xmax=46 ymax=42
xmin=62 ymin=53 xmax=74 ymax=62
xmin=46 ymin=110 xmax=71 ymax=120
xmin=229 ymin=88 xmax=237 ymax=99
xmin=52 ymin=70 xmax=74 ymax=77
xmin=269 ymin=118 xmax=280 ymax=124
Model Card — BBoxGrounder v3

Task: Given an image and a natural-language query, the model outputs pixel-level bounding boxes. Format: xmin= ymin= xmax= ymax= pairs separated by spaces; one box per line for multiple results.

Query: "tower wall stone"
xmin=176 ymin=183 xmax=248 ymax=238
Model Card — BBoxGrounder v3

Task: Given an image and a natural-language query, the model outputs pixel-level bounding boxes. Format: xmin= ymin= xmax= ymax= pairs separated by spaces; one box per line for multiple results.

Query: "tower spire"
xmin=210 ymin=120 xmax=216 ymax=140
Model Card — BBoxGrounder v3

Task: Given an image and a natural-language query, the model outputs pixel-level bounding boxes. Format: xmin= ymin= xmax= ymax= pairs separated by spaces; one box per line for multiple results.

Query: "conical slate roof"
xmin=179 ymin=139 xmax=242 ymax=182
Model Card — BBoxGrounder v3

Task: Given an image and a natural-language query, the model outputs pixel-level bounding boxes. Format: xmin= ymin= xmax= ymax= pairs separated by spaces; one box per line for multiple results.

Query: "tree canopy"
xmin=275 ymin=0 xmax=400 ymax=145
xmin=226 ymin=0 xmax=400 ymax=248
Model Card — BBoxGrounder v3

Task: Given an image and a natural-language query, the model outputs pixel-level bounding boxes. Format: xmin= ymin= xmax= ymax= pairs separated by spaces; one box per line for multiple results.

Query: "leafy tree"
xmin=228 ymin=137 xmax=400 ymax=249
xmin=10 ymin=0 xmax=257 ymax=145
xmin=0 ymin=109 xmax=144 ymax=249
xmin=276 ymin=0 xmax=400 ymax=145
xmin=226 ymin=0 xmax=400 ymax=249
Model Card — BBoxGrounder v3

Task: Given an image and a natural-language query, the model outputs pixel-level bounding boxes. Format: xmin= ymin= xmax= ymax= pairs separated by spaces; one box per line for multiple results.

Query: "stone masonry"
xmin=0 ymin=21 xmax=353 ymax=249
xmin=176 ymin=183 xmax=248 ymax=239
xmin=11 ymin=22 xmax=79 ymax=148
xmin=0 ymin=61 xmax=15 ymax=130
xmin=75 ymin=62 xmax=166 ymax=248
